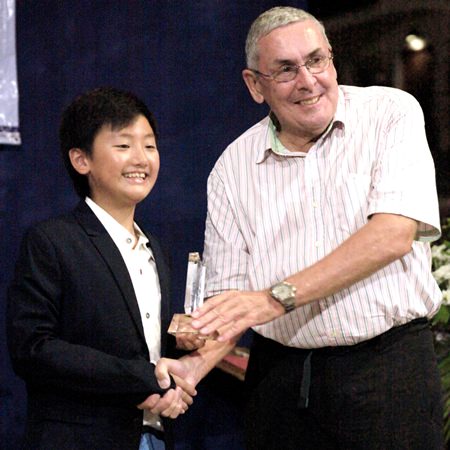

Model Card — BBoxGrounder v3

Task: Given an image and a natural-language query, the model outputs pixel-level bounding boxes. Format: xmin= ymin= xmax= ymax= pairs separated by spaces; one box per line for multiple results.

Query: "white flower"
xmin=433 ymin=264 xmax=450 ymax=287
xmin=431 ymin=243 xmax=450 ymax=267
xmin=442 ymin=290 xmax=450 ymax=306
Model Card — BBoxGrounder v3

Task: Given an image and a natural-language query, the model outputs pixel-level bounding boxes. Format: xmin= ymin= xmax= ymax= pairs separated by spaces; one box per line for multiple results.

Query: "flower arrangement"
xmin=431 ymin=217 xmax=450 ymax=443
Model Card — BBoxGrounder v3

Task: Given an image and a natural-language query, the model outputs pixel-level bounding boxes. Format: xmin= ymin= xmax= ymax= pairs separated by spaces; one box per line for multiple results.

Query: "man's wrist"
xmin=269 ymin=281 xmax=297 ymax=313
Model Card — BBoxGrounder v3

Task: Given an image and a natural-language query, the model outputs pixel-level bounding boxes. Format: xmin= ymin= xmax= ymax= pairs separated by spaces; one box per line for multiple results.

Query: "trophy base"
xmin=168 ymin=313 xmax=217 ymax=339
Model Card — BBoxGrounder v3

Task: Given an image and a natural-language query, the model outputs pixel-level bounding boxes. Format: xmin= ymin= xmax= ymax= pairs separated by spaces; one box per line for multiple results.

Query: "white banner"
xmin=0 ymin=0 xmax=20 ymax=145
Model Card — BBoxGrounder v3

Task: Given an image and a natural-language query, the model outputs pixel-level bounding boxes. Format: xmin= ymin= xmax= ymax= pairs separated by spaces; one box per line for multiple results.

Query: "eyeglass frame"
xmin=250 ymin=49 xmax=334 ymax=83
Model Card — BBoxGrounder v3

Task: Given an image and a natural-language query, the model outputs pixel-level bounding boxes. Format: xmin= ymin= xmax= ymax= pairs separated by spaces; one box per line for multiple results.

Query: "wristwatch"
xmin=269 ymin=281 xmax=297 ymax=313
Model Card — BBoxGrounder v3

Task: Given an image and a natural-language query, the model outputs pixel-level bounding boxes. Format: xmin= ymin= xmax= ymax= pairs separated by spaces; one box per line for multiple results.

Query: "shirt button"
xmin=315 ymin=241 xmax=320 ymax=247
xmin=146 ymin=313 xmax=150 ymax=319
xmin=312 ymin=201 xmax=318 ymax=208
xmin=126 ymin=238 xmax=133 ymax=244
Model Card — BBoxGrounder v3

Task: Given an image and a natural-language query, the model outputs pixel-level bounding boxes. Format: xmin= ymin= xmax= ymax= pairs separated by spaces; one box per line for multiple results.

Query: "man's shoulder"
xmin=233 ymin=116 xmax=270 ymax=141
xmin=219 ymin=116 xmax=269 ymax=159
xmin=340 ymin=85 xmax=419 ymax=109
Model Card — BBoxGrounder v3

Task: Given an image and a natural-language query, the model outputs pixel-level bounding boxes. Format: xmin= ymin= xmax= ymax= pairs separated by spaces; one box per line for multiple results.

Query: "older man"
xmin=159 ymin=6 xmax=444 ymax=449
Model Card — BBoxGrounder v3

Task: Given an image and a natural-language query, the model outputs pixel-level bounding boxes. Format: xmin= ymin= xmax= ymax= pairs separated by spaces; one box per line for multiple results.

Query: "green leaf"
xmin=432 ymin=305 xmax=450 ymax=325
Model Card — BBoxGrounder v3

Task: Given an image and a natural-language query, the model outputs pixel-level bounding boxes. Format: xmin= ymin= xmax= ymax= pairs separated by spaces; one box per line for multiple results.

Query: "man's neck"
xmin=277 ymin=123 xmax=331 ymax=153
xmin=277 ymin=131 xmax=317 ymax=153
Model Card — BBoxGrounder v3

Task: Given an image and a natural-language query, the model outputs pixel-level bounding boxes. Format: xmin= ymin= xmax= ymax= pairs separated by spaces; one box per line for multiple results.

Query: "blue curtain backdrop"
xmin=0 ymin=1 xmax=308 ymax=448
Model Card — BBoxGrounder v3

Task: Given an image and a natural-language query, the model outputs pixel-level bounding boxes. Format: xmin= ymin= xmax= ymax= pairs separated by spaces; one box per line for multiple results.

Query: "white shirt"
xmin=85 ymin=198 xmax=162 ymax=429
xmin=203 ymin=85 xmax=442 ymax=349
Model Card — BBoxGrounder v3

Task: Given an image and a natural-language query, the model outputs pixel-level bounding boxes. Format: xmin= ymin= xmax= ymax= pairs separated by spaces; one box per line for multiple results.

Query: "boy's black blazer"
xmin=7 ymin=201 xmax=176 ymax=449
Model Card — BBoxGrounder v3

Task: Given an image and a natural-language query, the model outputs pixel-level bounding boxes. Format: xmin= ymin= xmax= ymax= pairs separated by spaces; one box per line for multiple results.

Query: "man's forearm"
xmin=180 ymin=338 xmax=238 ymax=385
xmin=286 ymin=213 xmax=418 ymax=308
xmin=191 ymin=213 xmax=419 ymax=342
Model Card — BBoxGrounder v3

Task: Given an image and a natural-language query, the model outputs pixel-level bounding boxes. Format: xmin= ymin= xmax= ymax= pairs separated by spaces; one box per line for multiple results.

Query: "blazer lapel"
xmin=72 ymin=202 xmax=147 ymax=346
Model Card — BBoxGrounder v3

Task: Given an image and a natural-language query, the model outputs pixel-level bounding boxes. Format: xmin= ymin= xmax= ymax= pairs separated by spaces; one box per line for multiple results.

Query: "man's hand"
xmin=155 ymin=357 xmax=199 ymax=390
xmin=191 ymin=290 xmax=285 ymax=342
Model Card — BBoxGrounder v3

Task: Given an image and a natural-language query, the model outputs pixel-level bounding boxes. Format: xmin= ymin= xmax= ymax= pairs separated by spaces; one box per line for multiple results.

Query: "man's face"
xmin=244 ymin=20 xmax=339 ymax=144
xmin=78 ymin=115 xmax=159 ymax=214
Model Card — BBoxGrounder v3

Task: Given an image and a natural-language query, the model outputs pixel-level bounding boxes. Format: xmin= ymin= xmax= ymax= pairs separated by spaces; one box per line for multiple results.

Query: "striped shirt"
xmin=203 ymin=85 xmax=442 ymax=349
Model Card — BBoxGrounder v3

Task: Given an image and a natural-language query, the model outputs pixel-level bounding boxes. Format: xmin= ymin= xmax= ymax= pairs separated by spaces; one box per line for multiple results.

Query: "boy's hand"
xmin=136 ymin=359 xmax=197 ymax=418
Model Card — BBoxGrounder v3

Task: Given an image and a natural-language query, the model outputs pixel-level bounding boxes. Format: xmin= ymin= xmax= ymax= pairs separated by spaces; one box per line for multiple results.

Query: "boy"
xmin=7 ymin=87 xmax=195 ymax=450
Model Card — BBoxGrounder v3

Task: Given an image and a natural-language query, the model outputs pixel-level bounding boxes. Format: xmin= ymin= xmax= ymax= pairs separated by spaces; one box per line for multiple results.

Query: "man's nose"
xmin=293 ymin=66 xmax=316 ymax=90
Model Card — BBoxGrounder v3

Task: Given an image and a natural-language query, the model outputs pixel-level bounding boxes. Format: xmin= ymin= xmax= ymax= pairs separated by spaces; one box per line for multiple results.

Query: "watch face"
xmin=272 ymin=282 xmax=296 ymax=300
xmin=273 ymin=283 xmax=292 ymax=298
xmin=271 ymin=282 xmax=296 ymax=313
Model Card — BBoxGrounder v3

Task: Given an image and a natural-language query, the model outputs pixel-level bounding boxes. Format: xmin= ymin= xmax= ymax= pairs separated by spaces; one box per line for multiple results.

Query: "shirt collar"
xmin=85 ymin=197 xmax=152 ymax=256
xmin=254 ymin=117 xmax=273 ymax=164
xmin=268 ymin=117 xmax=309 ymax=158
xmin=256 ymin=87 xmax=346 ymax=163
xmin=334 ymin=86 xmax=347 ymax=127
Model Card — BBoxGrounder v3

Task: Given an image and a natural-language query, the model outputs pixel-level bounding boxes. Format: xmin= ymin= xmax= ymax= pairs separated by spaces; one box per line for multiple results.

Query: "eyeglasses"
xmin=251 ymin=51 xmax=333 ymax=83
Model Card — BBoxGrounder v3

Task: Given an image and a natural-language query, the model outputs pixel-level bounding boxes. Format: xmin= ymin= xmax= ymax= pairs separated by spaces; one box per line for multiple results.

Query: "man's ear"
xmin=69 ymin=148 xmax=90 ymax=175
xmin=242 ymin=69 xmax=265 ymax=104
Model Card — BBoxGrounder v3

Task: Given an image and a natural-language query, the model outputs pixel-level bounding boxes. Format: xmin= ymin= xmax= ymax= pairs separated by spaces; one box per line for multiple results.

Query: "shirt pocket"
xmin=326 ymin=173 xmax=372 ymax=239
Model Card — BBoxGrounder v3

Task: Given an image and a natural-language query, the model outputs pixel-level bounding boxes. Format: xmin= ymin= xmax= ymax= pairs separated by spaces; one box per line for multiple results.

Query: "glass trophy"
xmin=168 ymin=252 xmax=213 ymax=337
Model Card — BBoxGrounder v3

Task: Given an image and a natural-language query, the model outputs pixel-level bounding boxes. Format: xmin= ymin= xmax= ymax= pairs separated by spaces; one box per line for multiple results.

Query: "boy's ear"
xmin=69 ymin=148 xmax=90 ymax=175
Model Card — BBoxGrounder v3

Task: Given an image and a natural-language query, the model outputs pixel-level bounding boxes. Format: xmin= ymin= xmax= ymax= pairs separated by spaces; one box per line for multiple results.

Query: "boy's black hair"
xmin=60 ymin=87 xmax=158 ymax=198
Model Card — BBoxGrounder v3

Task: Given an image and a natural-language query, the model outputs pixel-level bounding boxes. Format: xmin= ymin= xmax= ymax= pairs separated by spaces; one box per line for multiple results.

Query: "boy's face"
xmin=75 ymin=115 xmax=159 ymax=213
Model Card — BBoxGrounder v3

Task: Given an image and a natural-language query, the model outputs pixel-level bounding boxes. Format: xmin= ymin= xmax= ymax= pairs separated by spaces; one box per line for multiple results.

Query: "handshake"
xmin=136 ymin=253 xmax=214 ymax=419
xmin=136 ymin=329 xmax=238 ymax=419
xmin=136 ymin=347 xmax=200 ymax=419
xmin=135 ymin=252 xmax=283 ymax=419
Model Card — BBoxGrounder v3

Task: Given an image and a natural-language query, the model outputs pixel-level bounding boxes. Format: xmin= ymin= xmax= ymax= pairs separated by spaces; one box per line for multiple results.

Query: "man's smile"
xmin=294 ymin=94 xmax=321 ymax=106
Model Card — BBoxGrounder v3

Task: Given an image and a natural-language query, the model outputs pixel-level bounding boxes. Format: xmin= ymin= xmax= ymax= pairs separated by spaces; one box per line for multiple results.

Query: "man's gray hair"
xmin=245 ymin=6 xmax=330 ymax=69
